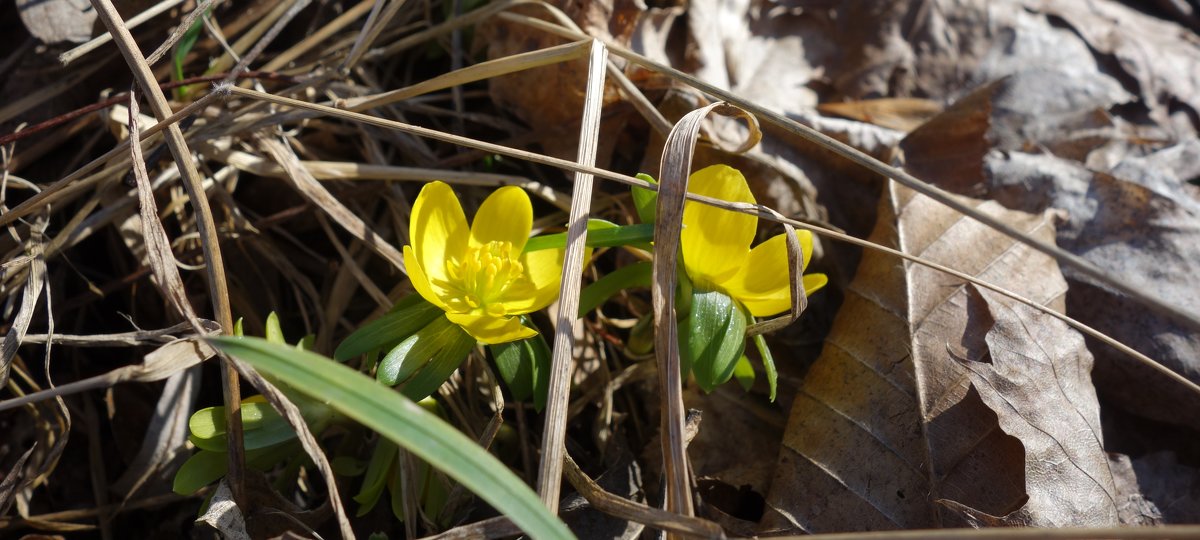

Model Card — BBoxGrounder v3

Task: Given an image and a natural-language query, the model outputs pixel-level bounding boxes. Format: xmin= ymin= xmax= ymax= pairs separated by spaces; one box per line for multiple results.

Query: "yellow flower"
xmin=681 ymin=165 xmax=827 ymax=315
xmin=404 ymin=182 xmax=563 ymax=345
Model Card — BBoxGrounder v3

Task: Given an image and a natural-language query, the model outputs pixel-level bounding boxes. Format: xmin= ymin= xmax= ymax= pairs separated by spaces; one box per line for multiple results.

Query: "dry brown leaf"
xmin=1032 ymin=0 xmax=1200 ymax=138
xmin=760 ymin=181 xmax=1122 ymax=532
xmin=942 ymin=289 xmax=1118 ymax=526
xmin=901 ymin=70 xmax=1200 ymax=431
xmin=982 ymin=151 xmax=1200 ymax=432
xmin=818 ymin=98 xmax=943 ymax=133
xmin=16 ymin=0 xmax=95 ymax=44
xmin=479 ymin=9 xmax=629 ymax=164
xmin=1108 ymin=453 xmax=1165 ymax=526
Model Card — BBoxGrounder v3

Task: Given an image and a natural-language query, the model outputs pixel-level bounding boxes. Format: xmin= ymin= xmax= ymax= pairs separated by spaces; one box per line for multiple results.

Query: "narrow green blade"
xmin=211 ymin=337 xmax=574 ymax=539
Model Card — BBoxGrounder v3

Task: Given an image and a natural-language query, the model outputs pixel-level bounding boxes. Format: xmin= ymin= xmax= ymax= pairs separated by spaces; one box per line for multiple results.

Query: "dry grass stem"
xmin=59 ymin=0 xmax=188 ymax=64
xmin=535 ymin=39 xmax=608 ymax=512
xmin=562 ymin=453 xmax=726 ymax=538
xmin=652 ymin=102 xmax=759 ymax=522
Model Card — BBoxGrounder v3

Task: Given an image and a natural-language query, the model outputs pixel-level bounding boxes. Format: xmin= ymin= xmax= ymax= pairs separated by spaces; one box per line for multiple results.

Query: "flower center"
xmin=443 ymin=241 xmax=530 ymax=316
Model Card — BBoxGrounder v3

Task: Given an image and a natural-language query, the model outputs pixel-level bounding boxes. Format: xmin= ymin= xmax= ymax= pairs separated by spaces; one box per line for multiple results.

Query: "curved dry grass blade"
xmin=0 ymin=242 xmax=44 ymax=388
xmin=0 ymin=444 xmax=36 ymax=516
xmin=652 ymin=101 xmax=759 ymax=520
xmin=255 ymin=133 xmax=407 ymax=273
xmin=747 ymin=206 xmax=807 ymax=337
xmin=345 ymin=39 xmax=591 ymax=112
xmin=535 ymin=39 xmax=608 ymax=512
xmin=0 ymin=337 xmax=217 ymax=413
xmin=562 ymin=453 xmax=726 ymax=538
xmin=87 ymin=0 xmax=244 ymax=508
xmin=87 ymin=0 xmax=233 ymax=332
xmin=127 ymin=88 xmax=200 ymax=325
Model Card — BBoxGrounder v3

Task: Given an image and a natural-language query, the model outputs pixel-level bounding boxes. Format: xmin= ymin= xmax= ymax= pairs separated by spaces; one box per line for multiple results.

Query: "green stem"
xmin=577 ymin=261 xmax=654 ymax=316
xmin=523 ymin=223 xmax=653 ymax=253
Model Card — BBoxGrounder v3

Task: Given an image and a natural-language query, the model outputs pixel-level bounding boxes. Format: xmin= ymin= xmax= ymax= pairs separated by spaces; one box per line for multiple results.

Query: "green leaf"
xmin=752 ymin=331 xmax=779 ymax=402
xmin=173 ymin=449 xmax=225 ymax=495
xmin=522 ymin=221 xmax=653 ymax=253
xmin=171 ymin=12 xmax=206 ymax=100
xmin=578 ymin=261 xmax=653 ymax=316
xmin=335 ymin=295 xmax=443 ymax=361
xmin=388 ymin=458 xmax=407 ymax=521
xmin=490 ymin=332 xmax=551 ymax=411
xmin=265 ymin=312 xmax=285 ymax=344
xmin=376 ymin=316 xmax=475 ymax=401
xmin=355 ymin=439 xmax=397 ymax=516
xmin=631 ymin=173 xmax=658 ymax=224
xmin=188 ymin=399 xmax=333 ymax=452
xmin=172 ymin=441 xmax=300 ymax=495
xmin=680 ymin=289 xmax=748 ymax=392
xmin=627 ymin=314 xmax=655 ymax=356
xmin=209 ymin=336 xmax=573 ymax=539
xmin=396 ymin=329 xmax=476 ymax=402
xmin=733 ymin=355 xmax=756 ymax=392
xmin=491 ymin=341 xmax=532 ymax=402
xmin=331 ymin=455 xmax=367 ymax=477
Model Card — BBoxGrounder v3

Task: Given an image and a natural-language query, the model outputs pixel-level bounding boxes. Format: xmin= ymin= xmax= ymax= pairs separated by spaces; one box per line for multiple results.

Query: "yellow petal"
xmin=681 ymin=165 xmax=757 ymax=288
xmin=410 ymin=182 xmax=469 ymax=287
xmin=797 ymin=228 xmax=815 ymax=270
xmin=403 ymin=246 xmax=451 ymax=311
xmin=446 ymin=312 xmax=537 ymax=344
xmin=500 ymin=248 xmax=565 ymax=314
xmin=470 ymin=186 xmax=532 ymax=253
xmin=803 ymin=273 xmax=828 ymax=296
xmin=724 ymin=230 xmax=821 ymax=317
xmin=725 ymin=233 xmax=791 ymax=317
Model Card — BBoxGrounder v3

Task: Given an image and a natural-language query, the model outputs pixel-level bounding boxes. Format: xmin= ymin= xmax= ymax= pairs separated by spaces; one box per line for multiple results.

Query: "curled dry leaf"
xmin=945 ymin=289 xmax=1120 ymax=526
xmin=901 ymin=72 xmax=1200 ymax=431
xmin=761 ymin=182 xmax=1123 ymax=532
xmin=984 ymin=151 xmax=1200 ymax=431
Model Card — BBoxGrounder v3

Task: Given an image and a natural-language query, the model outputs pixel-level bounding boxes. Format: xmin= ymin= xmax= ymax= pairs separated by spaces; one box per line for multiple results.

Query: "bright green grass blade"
xmin=210 ymin=337 xmax=574 ymax=539
xmin=523 ymin=222 xmax=653 ymax=253
xmin=577 ymin=261 xmax=653 ymax=316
